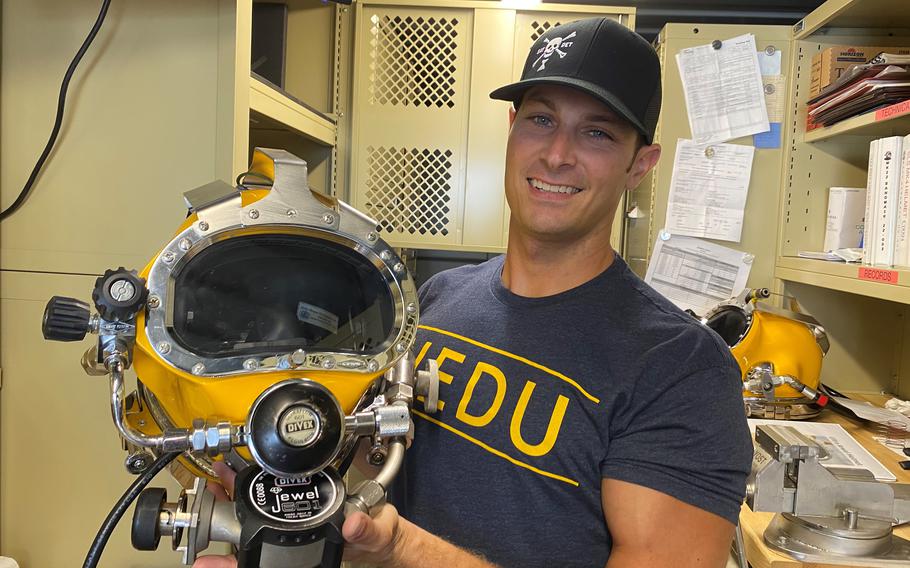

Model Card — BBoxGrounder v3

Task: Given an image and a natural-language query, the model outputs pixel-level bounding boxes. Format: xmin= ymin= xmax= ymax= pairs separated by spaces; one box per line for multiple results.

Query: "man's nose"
xmin=544 ymin=127 xmax=576 ymax=169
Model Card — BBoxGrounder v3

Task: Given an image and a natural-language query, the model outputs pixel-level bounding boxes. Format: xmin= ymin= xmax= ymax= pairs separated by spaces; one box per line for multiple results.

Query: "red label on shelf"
xmin=875 ymin=99 xmax=910 ymax=121
xmin=858 ymin=267 xmax=899 ymax=284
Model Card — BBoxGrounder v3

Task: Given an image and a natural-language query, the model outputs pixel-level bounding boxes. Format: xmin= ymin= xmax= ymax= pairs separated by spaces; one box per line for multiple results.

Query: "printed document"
xmin=644 ymin=235 xmax=752 ymax=315
xmin=763 ymin=75 xmax=786 ymax=122
xmin=748 ymin=420 xmax=896 ymax=482
xmin=676 ymin=34 xmax=770 ymax=144
xmin=665 ymin=140 xmax=755 ymax=242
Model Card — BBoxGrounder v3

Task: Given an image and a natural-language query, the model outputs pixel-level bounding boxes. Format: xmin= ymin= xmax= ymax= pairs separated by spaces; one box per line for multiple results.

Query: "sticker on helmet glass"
xmin=296 ymin=302 xmax=339 ymax=334
xmin=249 ymin=470 xmax=337 ymax=523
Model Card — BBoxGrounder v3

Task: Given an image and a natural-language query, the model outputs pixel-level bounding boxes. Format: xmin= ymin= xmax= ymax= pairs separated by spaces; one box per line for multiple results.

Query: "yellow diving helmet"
xmin=701 ymin=288 xmax=829 ymax=419
xmin=42 ymin=148 xmax=439 ymax=568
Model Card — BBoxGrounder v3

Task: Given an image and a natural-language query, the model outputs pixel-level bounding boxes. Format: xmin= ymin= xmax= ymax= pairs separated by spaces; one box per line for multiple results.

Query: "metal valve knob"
xmin=42 ymin=296 xmax=92 ymax=341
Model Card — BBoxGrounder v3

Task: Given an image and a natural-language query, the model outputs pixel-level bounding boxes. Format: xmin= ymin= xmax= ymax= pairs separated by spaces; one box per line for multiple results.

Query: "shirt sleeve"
xmin=600 ymin=363 xmax=753 ymax=524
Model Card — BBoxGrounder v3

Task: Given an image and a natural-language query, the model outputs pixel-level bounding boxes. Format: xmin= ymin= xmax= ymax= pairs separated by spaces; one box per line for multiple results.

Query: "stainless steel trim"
xmin=143 ymin=150 xmax=418 ymax=379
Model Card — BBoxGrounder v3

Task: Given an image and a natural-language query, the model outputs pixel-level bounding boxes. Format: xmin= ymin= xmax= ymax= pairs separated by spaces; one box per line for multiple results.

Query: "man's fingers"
xmin=206 ymin=480 xmax=231 ymax=502
xmin=192 ymin=554 xmax=237 ymax=568
xmin=212 ymin=460 xmax=237 ymax=497
xmin=342 ymin=511 xmax=373 ymax=544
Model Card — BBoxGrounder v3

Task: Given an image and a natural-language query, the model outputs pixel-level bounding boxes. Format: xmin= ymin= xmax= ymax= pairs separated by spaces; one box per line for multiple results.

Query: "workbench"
xmin=740 ymin=394 xmax=910 ymax=568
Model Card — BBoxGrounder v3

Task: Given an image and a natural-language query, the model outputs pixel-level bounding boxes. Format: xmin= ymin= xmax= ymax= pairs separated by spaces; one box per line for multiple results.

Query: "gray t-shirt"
xmin=392 ymin=255 xmax=752 ymax=568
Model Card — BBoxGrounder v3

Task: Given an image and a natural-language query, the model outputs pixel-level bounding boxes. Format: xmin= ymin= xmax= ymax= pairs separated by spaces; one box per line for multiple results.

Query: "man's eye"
xmin=588 ymin=129 xmax=613 ymax=140
xmin=530 ymin=115 xmax=552 ymax=127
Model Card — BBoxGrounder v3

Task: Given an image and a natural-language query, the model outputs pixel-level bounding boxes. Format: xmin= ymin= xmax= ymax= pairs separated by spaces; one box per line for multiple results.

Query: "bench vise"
xmin=746 ymin=424 xmax=910 ymax=565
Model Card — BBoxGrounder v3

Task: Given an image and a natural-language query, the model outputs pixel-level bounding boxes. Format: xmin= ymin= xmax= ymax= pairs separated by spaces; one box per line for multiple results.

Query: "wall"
xmin=1 ymin=0 xmax=235 ymax=564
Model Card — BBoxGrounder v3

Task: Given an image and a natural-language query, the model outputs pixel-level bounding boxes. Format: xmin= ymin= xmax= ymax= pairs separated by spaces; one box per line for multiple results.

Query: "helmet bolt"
xmin=290 ymin=349 xmax=307 ymax=366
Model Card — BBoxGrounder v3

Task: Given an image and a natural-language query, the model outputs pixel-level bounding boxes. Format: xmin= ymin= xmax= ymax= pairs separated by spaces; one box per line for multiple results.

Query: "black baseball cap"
xmin=490 ymin=18 xmax=661 ymax=145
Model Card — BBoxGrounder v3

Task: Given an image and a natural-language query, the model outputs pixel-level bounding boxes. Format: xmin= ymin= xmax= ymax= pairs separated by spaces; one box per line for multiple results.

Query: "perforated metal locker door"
xmin=352 ymin=6 xmax=472 ymax=249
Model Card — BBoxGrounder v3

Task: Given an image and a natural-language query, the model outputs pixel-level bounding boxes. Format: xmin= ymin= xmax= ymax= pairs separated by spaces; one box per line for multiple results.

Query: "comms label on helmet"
xmin=296 ymin=302 xmax=339 ymax=334
xmin=250 ymin=471 xmax=337 ymax=523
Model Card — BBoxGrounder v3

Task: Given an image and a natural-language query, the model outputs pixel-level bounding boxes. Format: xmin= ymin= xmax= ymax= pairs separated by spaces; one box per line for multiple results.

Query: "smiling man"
xmin=342 ymin=16 xmax=753 ymax=568
xmin=194 ymin=16 xmax=752 ymax=568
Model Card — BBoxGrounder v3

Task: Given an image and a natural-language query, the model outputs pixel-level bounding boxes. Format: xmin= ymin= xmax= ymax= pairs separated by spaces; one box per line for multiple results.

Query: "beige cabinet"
xmin=348 ymin=1 xmax=635 ymax=252
xmin=626 ymin=0 xmax=910 ymax=398
xmin=773 ymin=0 xmax=910 ymax=397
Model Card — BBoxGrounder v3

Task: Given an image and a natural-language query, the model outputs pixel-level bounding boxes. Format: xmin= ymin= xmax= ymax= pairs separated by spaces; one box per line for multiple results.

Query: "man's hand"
xmin=192 ymin=462 xmax=238 ymax=568
xmin=190 ymin=462 xmax=408 ymax=567
xmin=190 ymin=462 xmax=494 ymax=568
xmin=342 ymin=504 xmax=406 ymax=564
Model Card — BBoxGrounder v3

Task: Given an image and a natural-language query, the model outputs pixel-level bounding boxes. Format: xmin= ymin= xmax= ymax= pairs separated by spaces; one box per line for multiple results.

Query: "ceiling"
xmin=549 ymin=0 xmax=827 ymax=38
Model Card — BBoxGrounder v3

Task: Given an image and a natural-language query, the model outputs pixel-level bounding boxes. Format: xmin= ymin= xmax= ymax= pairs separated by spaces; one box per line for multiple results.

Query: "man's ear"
xmin=508 ymin=106 xmax=517 ymax=127
xmin=626 ymin=144 xmax=661 ymax=189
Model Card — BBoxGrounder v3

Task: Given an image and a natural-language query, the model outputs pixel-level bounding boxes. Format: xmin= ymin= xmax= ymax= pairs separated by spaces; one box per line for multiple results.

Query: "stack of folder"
xmin=807 ymin=53 xmax=910 ymax=129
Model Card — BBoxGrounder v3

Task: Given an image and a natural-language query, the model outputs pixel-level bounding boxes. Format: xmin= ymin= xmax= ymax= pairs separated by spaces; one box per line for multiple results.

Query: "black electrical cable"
xmin=82 ymin=450 xmax=180 ymax=568
xmin=0 ymin=0 xmax=113 ymax=222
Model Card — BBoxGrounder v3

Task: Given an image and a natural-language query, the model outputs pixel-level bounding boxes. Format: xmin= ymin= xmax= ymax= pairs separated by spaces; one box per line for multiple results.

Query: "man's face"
xmin=504 ymin=84 xmax=658 ymax=246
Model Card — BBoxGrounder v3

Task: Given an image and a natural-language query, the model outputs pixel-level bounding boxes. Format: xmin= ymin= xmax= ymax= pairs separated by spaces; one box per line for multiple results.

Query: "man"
xmin=197 ymin=16 xmax=752 ymax=568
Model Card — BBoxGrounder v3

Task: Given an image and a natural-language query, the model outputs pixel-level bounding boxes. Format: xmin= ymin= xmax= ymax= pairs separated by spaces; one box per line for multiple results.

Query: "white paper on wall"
xmin=665 ymin=139 xmax=756 ymax=243
xmin=676 ymin=34 xmax=771 ymax=144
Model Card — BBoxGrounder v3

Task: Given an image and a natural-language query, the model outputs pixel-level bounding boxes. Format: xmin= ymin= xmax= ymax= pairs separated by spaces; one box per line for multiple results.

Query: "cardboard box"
xmin=825 ymin=187 xmax=867 ymax=251
xmin=810 ymin=45 xmax=910 ymax=96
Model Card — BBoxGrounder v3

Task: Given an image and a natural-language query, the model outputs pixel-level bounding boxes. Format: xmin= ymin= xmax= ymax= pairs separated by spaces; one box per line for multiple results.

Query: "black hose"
xmin=0 ymin=0 xmax=113 ymax=222
xmin=82 ymin=451 xmax=180 ymax=568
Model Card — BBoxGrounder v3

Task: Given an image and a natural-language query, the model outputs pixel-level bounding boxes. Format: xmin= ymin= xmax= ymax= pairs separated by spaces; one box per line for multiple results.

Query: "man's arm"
xmin=602 ymin=478 xmax=735 ymax=568
xmin=344 ymin=505 xmax=499 ymax=568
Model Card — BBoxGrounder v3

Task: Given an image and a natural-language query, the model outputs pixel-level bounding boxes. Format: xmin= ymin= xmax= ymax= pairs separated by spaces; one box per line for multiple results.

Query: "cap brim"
xmin=490 ymin=77 xmax=651 ymax=144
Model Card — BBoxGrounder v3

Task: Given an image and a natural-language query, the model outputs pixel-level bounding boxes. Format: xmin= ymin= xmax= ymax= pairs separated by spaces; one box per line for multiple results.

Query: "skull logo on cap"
xmin=533 ymin=31 xmax=576 ymax=71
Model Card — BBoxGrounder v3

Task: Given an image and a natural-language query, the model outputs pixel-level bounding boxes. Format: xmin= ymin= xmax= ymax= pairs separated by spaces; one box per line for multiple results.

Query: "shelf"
xmin=775 ymin=256 xmax=910 ymax=303
xmin=794 ymin=0 xmax=910 ymax=40
xmin=805 ymin=99 xmax=910 ymax=142
xmin=248 ymin=75 xmax=336 ymax=146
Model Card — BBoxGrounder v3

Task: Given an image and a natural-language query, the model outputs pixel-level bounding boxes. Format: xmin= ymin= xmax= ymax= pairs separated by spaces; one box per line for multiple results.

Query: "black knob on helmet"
xmin=43 ymin=296 xmax=91 ymax=341
xmin=92 ymin=267 xmax=148 ymax=321
xmin=131 ymin=487 xmax=167 ymax=551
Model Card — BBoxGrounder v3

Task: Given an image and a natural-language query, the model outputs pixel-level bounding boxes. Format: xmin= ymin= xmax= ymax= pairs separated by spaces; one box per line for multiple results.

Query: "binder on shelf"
xmin=899 ymin=135 xmax=910 ymax=266
xmin=872 ymin=136 xmax=904 ymax=267
xmin=863 ymin=138 xmax=880 ymax=263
